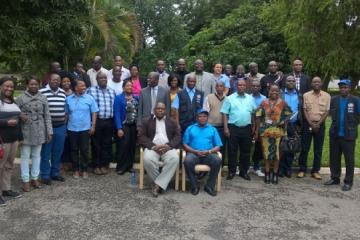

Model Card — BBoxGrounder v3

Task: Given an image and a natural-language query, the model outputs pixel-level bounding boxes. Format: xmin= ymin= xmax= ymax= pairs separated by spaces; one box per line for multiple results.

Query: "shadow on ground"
xmin=1 ymin=169 xmax=360 ymax=240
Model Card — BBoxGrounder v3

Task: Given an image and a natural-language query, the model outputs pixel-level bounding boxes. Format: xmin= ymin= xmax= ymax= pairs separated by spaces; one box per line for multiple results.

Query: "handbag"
xmin=280 ymin=126 xmax=301 ymax=154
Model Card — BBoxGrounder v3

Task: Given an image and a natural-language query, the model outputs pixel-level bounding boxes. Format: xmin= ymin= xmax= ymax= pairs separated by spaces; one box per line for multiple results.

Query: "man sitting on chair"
xmin=138 ymin=102 xmax=181 ymax=197
xmin=183 ymin=109 xmax=223 ymax=196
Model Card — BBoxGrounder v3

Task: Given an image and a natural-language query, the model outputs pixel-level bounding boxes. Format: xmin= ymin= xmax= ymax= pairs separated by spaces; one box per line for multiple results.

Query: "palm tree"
xmin=83 ymin=0 xmax=141 ymax=66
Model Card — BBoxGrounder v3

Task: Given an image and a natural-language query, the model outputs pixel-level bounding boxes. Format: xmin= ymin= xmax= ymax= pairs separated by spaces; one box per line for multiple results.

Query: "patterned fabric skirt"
xmin=260 ymin=136 xmax=281 ymax=162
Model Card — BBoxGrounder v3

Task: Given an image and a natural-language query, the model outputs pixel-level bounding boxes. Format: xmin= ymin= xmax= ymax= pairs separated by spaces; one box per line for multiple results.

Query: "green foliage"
xmin=131 ymin=0 xmax=190 ymax=74
xmin=0 ymin=0 xmax=141 ymax=77
xmin=262 ymin=0 xmax=360 ymax=88
xmin=0 ymin=0 xmax=89 ymax=76
xmin=184 ymin=1 xmax=290 ymax=72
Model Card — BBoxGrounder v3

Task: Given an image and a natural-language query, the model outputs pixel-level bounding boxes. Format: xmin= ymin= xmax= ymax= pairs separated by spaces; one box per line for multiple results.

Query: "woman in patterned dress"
xmin=255 ymin=84 xmax=292 ymax=184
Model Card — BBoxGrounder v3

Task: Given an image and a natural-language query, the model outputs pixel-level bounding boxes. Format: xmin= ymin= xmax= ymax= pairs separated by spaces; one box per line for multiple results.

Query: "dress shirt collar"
xmin=185 ymin=87 xmax=196 ymax=94
xmin=284 ymin=88 xmax=297 ymax=95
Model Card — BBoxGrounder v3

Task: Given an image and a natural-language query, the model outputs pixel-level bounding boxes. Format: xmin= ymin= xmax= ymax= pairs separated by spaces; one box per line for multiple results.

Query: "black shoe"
xmin=285 ymin=171 xmax=292 ymax=178
xmin=226 ymin=172 xmax=235 ymax=180
xmin=264 ymin=172 xmax=271 ymax=184
xmin=324 ymin=179 xmax=340 ymax=186
xmin=152 ymin=184 xmax=161 ymax=198
xmin=204 ymin=185 xmax=217 ymax=197
xmin=342 ymin=184 xmax=352 ymax=191
xmin=116 ymin=169 xmax=127 ymax=175
xmin=190 ymin=187 xmax=200 ymax=196
xmin=51 ymin=176 xmax=65 ymax=182
xmin=272 ymin=172 xmax=278 ymax=184
xmin=42 ymin=179 xmax=52 ymax=185
xmin=2 ymin=190 xmax=22 ymax=199
xmin=239 ymin=172 xmax=251 ymax=181
xmin=278 ymin=171 xmax=285 ymax=178
xmin=0 ymin=196 xmax=6 ymax=207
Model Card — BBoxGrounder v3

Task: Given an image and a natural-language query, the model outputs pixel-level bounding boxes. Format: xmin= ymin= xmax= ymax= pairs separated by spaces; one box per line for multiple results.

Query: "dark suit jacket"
xmin=137 ymin=85 xmax=171 ymax=124
xmin=138 ymin=117 xmax=181 ymax=149
xmin=285 ymin=73 xmax=311 ymax=94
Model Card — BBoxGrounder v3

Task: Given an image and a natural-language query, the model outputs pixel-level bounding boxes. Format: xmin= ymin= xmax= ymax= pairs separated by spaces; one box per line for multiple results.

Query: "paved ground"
xmin=1 ymin=169 xmax=360 ymax=240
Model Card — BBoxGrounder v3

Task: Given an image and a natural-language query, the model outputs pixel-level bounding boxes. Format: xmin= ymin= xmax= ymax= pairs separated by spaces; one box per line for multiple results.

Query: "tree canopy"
xmin=262 ymin=0 xmax=360 ymax=88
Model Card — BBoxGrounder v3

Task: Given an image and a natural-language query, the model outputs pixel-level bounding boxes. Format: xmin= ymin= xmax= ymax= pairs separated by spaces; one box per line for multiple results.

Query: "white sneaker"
xmin=254 ymin=170 xmax=265 ymax=177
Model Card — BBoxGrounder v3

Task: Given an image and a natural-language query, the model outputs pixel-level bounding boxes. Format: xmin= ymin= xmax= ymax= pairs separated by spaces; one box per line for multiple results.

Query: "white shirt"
xmin=152 ymin=117 xmax=169 ymax=145
xmin=87 ymin=67 xmax=110 ymax=87
xmin=107 ymin=80 xmax=123 ymax=95
xmin=108 ymin=67 xmax=130 ymax=82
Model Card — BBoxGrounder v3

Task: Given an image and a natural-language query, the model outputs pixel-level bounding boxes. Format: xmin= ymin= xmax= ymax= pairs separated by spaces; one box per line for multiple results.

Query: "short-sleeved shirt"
xmin=87 ymin=86 xmax=116 ymax=119
xmin=213 ymin=74 xmax=230 ymax=88
xmin=171 ymin=87 xmax=196 ymax=109
xmin=303 ymin=90 xmax=331 ymax=122
xmin=252 ymin=93 xmax=267 ymax=108
xmin=283 ymin=89 xmax=299 ymax=122
xmin=220 ymin=92 xmax=257 ymax=127
xmin=183 ymin=123 xmax=223 ymax=151
xmin=66 ymin=93 xmax=99 ymax=132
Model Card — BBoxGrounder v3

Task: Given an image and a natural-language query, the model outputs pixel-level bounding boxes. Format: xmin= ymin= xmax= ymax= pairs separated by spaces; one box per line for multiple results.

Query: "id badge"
xmin=265 ymin=119 xmax=273 ymax=125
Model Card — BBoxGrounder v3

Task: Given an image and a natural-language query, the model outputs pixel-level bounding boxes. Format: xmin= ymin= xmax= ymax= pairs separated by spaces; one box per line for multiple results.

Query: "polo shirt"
xmin=220 ymin=92 xmax=256 ymax=127
xmin=39 ymin=86 xmax=66 ymax=127
xmin=65 ymin=93 xmax=99 ymax=132
xmin=283 ymin=89 xmax=299 ymax=123
xmin=183 ymin=123 xmax=223 ymax=151
xmin=303 ymin=90 xmax=331 ymax=122
xmin=171 ymin=87 xmax=196 ymax=109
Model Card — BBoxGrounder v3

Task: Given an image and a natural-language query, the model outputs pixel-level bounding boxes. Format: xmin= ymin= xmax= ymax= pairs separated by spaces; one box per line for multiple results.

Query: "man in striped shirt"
xmin=40 ymin=73 xmax=67 ymax=184
xmin=87 ymin=72 xmax=116 ymax=175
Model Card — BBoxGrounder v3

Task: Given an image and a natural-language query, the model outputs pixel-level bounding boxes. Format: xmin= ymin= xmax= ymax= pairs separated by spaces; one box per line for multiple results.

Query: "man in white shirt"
xmin=107 ymin=56 xmax=130 ymax=81
xmin=107 ymin=66 xmax=123 ymax=95
xmin=87 ymin=56 xmax=109 ymax=87
xmin=156 ymin=60 xmax=169 ymax=89
xmin=138 ymin=102 xmax=181 ymax=197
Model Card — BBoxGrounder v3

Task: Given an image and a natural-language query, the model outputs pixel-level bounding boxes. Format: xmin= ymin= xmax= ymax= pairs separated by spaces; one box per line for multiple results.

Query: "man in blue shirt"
xmin=325 ymin=79 xmax=360 ymax=191
xmin=251 ymin=80 xmax=266 ymax=177
xmin=280 ymin=75 xmax=302 ymax=178
xmin=183 ymin=110 xmax=223 ymax=196
xmin=221 ymin=79 xmax=257 ymax=181
xmin=66 ymin=79 xmax=99 ymax=179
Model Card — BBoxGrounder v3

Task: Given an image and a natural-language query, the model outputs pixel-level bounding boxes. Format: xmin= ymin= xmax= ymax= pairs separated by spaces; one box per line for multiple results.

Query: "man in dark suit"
xmin=137 ymin=72 xmax=170 ymax=125
xmin=138 ymin=102 xmax=181 ymax=197
xmin=285 ymin=59 xmax=311 ymax=94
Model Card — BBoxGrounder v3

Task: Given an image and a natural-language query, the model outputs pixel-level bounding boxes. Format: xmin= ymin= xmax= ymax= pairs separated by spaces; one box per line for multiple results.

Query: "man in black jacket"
xmin=324 ymin=79 xmax=360 ymax=191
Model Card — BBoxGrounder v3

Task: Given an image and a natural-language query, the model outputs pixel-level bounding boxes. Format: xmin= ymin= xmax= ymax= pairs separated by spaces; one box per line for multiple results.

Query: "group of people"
xmin=0 ymin=55 xmax=359 ymax=206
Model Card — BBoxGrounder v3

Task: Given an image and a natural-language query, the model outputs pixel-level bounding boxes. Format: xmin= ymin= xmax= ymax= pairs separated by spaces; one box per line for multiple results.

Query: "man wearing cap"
xmin=183 ymin=109 xmax=223 ymax=196
xmin=325 ymin=79 xmax=360 ymax=191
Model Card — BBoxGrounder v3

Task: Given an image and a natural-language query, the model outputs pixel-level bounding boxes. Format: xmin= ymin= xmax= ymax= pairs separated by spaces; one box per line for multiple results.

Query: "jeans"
xmin=68 ymin=130 xmax=90 ymax=172
xmin=40 ymin=125 xmax=66 ymax=180
xmin=298 ymin=121 xmax=325 ymax=173
xmin=20 ymin=144 xmax=42 ymax=182
xmin=227 ymin=124 xmax=252 ymax=174
xmin=183 ymin=152 xmax=221 ymax=190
